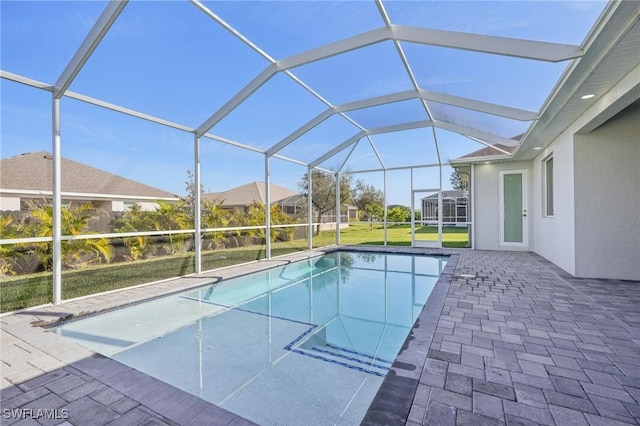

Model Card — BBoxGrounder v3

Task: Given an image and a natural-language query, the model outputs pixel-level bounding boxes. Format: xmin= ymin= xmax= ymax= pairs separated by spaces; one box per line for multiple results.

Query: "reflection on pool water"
xmin=53 ymin=251 xmax=447 ymax=425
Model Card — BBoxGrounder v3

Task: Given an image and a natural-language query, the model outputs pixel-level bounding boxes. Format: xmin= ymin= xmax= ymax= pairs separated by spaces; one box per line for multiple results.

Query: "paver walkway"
xmin=409 ymin=251 xmax=640 ymax=426
xmin=1 ymin=249 xmax=639 ymax=425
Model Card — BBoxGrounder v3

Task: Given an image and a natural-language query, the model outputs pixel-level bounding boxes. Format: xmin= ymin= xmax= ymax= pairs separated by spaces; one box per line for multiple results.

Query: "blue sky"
xmin=1 ymin=1 xmax=606 ymax=206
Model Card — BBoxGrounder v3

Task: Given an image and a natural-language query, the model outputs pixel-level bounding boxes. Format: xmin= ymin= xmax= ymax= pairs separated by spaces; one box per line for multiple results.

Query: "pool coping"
xmin=2 ymin=246 xmax=461 ymax=425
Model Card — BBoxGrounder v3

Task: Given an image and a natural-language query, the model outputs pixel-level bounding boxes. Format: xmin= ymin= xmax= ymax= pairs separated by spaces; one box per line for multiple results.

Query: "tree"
xmin=23 ymin=201 xmax=113 ymax=270
xmin=115 ymin=203 xmax=155 ymax=260
xmin=387 ymin=206 xmax=411 ymax=224
xmin=0 ymin=214 xmax=24 ymax=276
xmin=181 ymin=170 xmax=206 ymax=223
xmin=351 ymin=180 xmax=384 ymax=230
xmin=450 ymin=168 xmax=467 ymax=190
xmin=298 ymin=170 xmax=352 ymax=235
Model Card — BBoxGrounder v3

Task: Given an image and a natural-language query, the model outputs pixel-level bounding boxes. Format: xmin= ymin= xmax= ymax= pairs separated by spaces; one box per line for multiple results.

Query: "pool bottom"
xmin=113 ymin=307 xmax=382 ymax=425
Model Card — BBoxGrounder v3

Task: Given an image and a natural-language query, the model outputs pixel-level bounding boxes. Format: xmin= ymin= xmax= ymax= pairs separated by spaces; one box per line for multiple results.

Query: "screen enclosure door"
xmin=499 ymin=170 xmax=528 ymax=247
xmin=411 ymin=189 xmax=442 ymax=248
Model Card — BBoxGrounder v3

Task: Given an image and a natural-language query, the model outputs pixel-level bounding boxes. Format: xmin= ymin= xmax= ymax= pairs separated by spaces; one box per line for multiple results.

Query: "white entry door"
xmin=499 ymin=170 xmax=528 ymax=247
xmin=411 ymin=189 xmax=442 ymax=248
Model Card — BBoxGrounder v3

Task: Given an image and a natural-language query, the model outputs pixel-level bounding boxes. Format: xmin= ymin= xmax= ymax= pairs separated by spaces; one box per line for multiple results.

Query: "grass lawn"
xmin=337 ymin=223 xmax=469 ymax=248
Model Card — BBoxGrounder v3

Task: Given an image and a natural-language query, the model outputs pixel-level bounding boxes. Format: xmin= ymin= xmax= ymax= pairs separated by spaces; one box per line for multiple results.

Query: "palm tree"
xmin=201 ymin=198 xmax=230 ymax=249
xmin=150 ymin=200 xmax=190 ymax=254
xmin=115 ymin=203 xmax=155 ymax=260
xmin=0 ymin=214 xmax=24 ymax=276
xmin=23 ymin=201 xmax=113 ymax=270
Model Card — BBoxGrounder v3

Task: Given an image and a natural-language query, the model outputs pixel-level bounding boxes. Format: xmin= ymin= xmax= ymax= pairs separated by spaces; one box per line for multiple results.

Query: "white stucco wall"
xmin=573 ymin=105 xmax=640 ymax=280
xmin=0 ymin=196 xmax=21 ymax=211
xmin=532 ymin=66 xmax=640 ymax=277
xmin=532 ymin=133 xmax=576 ymax=275
xmin=473 ymin=161 xmax=533 ymax=251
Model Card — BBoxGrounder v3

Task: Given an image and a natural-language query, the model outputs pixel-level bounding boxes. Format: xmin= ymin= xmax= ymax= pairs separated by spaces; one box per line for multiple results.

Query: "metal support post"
xmin=335 ymin=173 xmax=341 ymax=245
xmin=265 ymin=155 xmax=271 ymax=259
xmin=194 ymin=135 xmax=202 ymax=274
xmin=52 ymin=97 xmax=62 ymax=305
xmin=308 ymin=167 xmax=313 ymax=250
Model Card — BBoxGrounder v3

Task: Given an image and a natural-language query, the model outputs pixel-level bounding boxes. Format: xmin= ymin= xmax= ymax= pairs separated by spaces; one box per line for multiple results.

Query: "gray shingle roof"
xmin=0 ymin=152 xmax=176 ymax=199
xmin=204 ymin=182 xmax=298 ymax=207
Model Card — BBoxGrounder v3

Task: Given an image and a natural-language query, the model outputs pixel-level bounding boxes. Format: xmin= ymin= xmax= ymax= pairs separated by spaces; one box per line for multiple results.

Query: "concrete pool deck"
xmin=1 ymin=248 xmax=639 ymax=425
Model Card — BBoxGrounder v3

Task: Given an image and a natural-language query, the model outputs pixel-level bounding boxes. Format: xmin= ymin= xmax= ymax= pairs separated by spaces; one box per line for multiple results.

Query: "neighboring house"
xmin=204 ymin=181 xmax=298 ymax=213
xmin=204 ymin=181 xmax=358 ymax=221
xmin=449 ymin=14 xmax=640 ymax=281
xmin=0 ymin=151 xmax=178 ymax=213
xmin=422 ymin=190 xmax=468 ymax=226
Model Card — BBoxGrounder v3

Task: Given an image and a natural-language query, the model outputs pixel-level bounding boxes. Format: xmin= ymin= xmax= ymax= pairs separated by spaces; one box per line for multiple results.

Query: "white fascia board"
xmin=195 ymin=64 xmax=278 ymax=137
xmin=277 ymin=27 xmax=392 ymax=70
xmin=54 ymin=0 xmax=128 ymax=98
xmin=1 ymin=70 xmax=52 ymax=90
xmin=393 ymin=25 xmax=583 ymax=62
xmin=309 ymin=132 xmax=365 ymax=168
xmin=1 ymin=189 xmax=178 ymax=202
xmin=433 ymin=120 xmax=521 ymax=147
xmin=266 ymin=108 xmax=334 ymax=155
xmin=366 ymin=120 xmax=434 ymax=135
xmin=418 ymin=89 xmax=538 ymax=121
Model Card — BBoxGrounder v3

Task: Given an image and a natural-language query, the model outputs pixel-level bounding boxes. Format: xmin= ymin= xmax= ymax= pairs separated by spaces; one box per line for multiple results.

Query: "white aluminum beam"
xmin=1 ymin=70 xmax=52 ymax=90
xmin=366 ymin=120 xmax=434 ymax=135
xmin=338 ymin=140 xmax=361 ymax=173
xmin=272 ymin=154 xmax=308 ymax=167
xmin=433 ymin=120 xmax=521 ymax=147
xmin=419 ymin=89 xmax=538 ymax=121
xmin=344 ymin=162 xmax=443 ymax=175
xmin=278 ymin=27 xmax=392 ymax=70
xmin=52 ymin=97 xmax=62 ymax=305
xmin=194 ymin=135 xmax=202 ymax=274
xmin=190 ymin=0 xmax=275 ymax=62
xmin=66 ymin=90 xmax=193 ymax=133
xmin=310 ymin=132 xmax=365 ymax=168
xmin=366 ymin=135 xmax=385 ymax=170
xmin=202 ymin=133 xmax=266 ymax=154
xmin=336 ymin=90 xmax=417 ymax=112
xmin=266 ymin=109 xmax=333 ymax=155
xmin=196 ymin=64 xmax=278 ymax=137
xmin=54 ymin=0 xmax=127 ymax=98
xmin=393 ymin=26 xmax=583 ymax=62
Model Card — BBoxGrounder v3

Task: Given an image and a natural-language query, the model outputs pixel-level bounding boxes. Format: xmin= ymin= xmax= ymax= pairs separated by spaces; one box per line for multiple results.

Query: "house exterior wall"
xmin=532 ymin=66 xmax=640 ymax=278
xmin=573 ymin=105 xmax=640 ymax=280
xmin=532 ymin=132 xmax=576 ymax=275
xmin=0 ymin=196 xmax=20 ymax=211
xmin=473 ymin=161 xmax=533 ymax=251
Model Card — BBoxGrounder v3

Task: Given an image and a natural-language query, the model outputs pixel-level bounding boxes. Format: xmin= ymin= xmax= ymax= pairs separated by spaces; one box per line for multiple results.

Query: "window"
xmin=544 ymin=155 xmax=554 ymax=216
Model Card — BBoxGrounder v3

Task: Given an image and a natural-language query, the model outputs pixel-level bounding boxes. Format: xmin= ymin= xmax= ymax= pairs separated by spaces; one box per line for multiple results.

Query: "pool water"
xmin=53 ymin=251 xmax=446 ymax=425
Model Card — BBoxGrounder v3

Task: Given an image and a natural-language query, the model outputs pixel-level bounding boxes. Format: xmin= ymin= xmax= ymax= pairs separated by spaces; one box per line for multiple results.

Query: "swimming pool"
xmin=53 ymin=251 xmax=447 ymax=425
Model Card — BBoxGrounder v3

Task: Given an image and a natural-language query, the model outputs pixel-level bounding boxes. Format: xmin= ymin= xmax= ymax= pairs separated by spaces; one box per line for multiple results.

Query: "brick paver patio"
xmin=1 ymin=249 xmax=639 ymax=425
